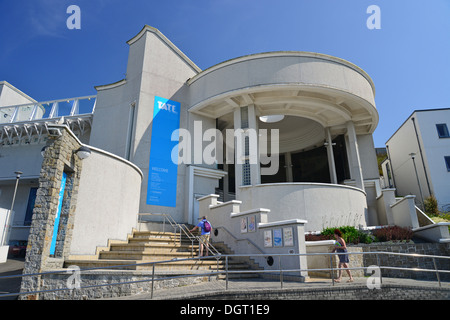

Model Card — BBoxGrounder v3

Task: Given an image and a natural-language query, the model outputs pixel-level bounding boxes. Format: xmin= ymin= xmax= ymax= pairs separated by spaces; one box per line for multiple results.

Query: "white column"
xmin=286 ymin=152 xmax=293 ymax=182
xmin=325 ymin=127 xmax=338 ymax=184
xmin=233 ymin=107 xmax=243 ymax=191
xmin=247 ymin=105 xmax=260 ymax=185
xmin=346 ymin=121 xmax=365 ymax=191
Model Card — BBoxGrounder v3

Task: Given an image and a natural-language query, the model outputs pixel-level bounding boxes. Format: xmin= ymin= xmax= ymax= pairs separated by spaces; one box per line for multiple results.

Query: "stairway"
xmin=64 ymin=230 xmax=258 ymax=277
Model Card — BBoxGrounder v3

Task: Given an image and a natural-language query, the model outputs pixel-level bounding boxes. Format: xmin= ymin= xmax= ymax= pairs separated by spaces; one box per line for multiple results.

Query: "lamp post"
xmin=409 ymin=153 xmax=424 ymax=209
xmin=1 ymin=171 xmax=23 ymax=246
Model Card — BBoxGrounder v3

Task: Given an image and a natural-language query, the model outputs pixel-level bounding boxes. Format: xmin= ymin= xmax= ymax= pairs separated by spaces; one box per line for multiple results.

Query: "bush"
xmin=320 ymin=226 xmax=373 ymax=244
xmin=424 ymin=195 xmax=440 ymax=217
xmin=372 ymin=226 xmax=413 ymax=243
xmin=305 ymin=233 xmax=333 ymax=241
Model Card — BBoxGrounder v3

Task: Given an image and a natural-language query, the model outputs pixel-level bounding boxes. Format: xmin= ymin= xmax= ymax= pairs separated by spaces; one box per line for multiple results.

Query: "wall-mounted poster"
xmin=240 ymin=217 xmax=247 ymax=233
xmin=248 ymin=215 xmax=256 ymax=232
xmin=283 ymin=227 xmax=294 ymax=246
xmin=264 ymin=230 xmax=272 ymax=247
xmin=273 ymin=229 xmax=283 ymax=247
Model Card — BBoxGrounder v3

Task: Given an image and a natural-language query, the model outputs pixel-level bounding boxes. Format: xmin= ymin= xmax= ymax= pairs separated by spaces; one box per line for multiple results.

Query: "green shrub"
xmin=424 ymin=195 xmax=440 ymax=217
xmin=320 ymin=226 xmax=373 ymax=244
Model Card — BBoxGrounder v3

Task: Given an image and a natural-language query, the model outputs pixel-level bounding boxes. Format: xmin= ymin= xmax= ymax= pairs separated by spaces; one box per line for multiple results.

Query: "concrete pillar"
xmin=381 ymin=188 xmax=397 ymax=225
xmin=286 ymin=152 xmax=293 ymax=182
xmin=325 ymin=127 xmax=337 ymax=184
xmin=346 ymin=121 xmax=365 ymax=192
xmin=247 ymin=105 xmax=260 ymax=186
xmin=233 ymin=107 xmax=243 ymax=190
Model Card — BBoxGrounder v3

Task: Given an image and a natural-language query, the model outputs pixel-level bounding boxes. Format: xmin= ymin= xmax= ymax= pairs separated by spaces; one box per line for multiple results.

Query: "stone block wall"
xmin=20 ymin=125 xmax=83 ymax=299
xmin=360 ymin=242 xmax=450 ymax=281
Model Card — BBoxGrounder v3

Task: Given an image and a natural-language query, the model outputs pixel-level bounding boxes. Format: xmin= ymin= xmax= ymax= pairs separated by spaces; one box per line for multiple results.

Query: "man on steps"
xmin=190 ymin=216 xmax=212 ymax=257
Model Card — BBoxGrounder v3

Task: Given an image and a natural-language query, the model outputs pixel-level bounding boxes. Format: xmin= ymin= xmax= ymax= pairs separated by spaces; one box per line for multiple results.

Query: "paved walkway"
xmin=115 ymin=276 xmax=449 ymax=300
xmin=0 ymin=257 xmax=25 ymax=300
xmin=1 ymin=257 xmax=448 ymax=300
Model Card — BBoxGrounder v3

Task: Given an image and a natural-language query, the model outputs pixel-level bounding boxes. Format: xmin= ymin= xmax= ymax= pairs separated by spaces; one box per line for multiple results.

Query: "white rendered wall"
xmin=70 ymin=148 xmax=142 ymax=255
xmin=90 ymin=27 xmax=201 ymax=223
xmin=0 ymin=81 xmax=36 ymax=107
xmin=416 ymin=110 xmax=450 ymax=209
xmin=238 ymin=183 xmax=368 ymax=232
xmin=386 ymin=110 xmax=450 ymax=210
xmin=385 ymin=114 xmax=431 ymax=206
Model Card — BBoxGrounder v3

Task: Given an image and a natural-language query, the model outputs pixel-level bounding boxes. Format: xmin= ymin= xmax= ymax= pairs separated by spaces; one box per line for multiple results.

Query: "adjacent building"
xmin=382 ymin=108 xmax=450 ymax=211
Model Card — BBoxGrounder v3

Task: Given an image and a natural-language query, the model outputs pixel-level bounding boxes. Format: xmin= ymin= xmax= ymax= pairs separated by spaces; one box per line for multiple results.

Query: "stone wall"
xmin=20 ymin=125 xmax=83 ymax=299
xmin=34 ymin=271 xmax=210 ymax=300
xmin=306 ymin=241 xmax=450 ymax=281
xmin=202 ymin=284 xmax=450 ymax=300
xmin=360 ymin=242 xmax=450 ymax=281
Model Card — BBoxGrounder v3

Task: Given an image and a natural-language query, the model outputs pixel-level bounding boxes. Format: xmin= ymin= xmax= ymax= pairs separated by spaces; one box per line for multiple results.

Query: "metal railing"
xmin=137 ymin=213 xmax=221 ymax=257
xmin=1 ymin=250 xmax=448 ymax=299
xmin=0 ymin=95 xmax=96 ymax=124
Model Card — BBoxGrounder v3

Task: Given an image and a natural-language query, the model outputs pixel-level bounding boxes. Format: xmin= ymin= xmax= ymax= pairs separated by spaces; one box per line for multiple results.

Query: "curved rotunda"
xmin=185 ymin=51 xmax=379 ymax=231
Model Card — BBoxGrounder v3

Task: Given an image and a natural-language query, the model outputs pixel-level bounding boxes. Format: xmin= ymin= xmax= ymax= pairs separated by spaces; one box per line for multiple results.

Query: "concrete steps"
xmin=64 ymin=230 xmax=260 ymax=278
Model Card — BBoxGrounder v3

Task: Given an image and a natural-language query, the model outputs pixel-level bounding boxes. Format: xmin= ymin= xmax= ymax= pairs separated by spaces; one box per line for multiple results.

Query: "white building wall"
xmin=90 ymin=26 xmax=202 ymax=223
xmin=385 ymin=114 xmax=431 ymax=207
xmin=0 ymin=81 xmax=36 ymax=107
xmin=385 ymin=109 xmax=450 ymax=210
xmin=416 ymin=110 xmax=450 ymax=209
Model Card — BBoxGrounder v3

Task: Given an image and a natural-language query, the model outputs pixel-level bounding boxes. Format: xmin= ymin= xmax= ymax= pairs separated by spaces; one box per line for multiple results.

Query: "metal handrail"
xmin=1 ymin=250 xmax=448 ymax=299
xmin=216 ymin=226 xmax=266 ymax=254
xmin=137 ymin=213 xmax=220 ymax=257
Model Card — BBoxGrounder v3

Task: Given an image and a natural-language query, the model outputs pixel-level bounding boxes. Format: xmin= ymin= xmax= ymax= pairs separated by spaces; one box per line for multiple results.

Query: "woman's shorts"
xmin=337 ymin=249 xmax=349 ymax=263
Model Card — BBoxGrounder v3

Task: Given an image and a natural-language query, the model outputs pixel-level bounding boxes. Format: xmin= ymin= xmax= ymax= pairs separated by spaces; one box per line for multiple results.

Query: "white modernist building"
xmin=4 ymin=26 xmax=443 ymax=266
xmin=382 ymin=108 xmax=450 ymax=211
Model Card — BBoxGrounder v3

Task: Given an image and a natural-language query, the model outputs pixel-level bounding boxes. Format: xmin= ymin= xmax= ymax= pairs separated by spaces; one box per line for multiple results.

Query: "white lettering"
xmin=366 ymin=5 xmax=381 ymax=30
xmin=157 ymin=101 xmax=178 ymax=114
xmin=366 ymin=265 xmax=381 ymax=289
xmin=66 ymin=5 xmax=81 ymax=30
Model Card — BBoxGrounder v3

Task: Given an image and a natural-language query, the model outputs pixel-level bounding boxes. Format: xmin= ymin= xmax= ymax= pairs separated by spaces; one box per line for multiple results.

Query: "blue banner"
xmin=50 ymin=172 xmax=67 ymax=255
xmin=146 ymin=96 xmax=181 ymax=207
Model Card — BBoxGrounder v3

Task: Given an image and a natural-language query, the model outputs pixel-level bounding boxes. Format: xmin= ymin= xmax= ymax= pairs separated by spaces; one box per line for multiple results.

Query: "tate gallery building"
xmin=1 ymin=26 xmax=393 ymax=268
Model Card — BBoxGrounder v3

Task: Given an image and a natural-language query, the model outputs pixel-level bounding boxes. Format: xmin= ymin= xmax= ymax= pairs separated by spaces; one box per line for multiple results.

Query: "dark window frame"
xmin=436 ymin=123 xmax=450 ymax=138
xmin=445 ymin=156 xmax=450 ymax=172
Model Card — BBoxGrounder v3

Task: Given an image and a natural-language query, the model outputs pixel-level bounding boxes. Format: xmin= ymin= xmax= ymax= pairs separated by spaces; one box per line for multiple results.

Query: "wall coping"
xmin=209 ymin=200 xmax=242 ymax=210
xmin=240 ymin=182 xmax=367 ymax=196
xmin=390 ymin=195 xmax=415 ymax=209
xmin=258 ymin=219 xmax=308 ymax=229
xmin=47 ymin=124 xmax=143 ymax=179
xmin=305 ymin=240 xmax=335 ymax=247
xmin=230 ymin=208 xmax=270 ymax=218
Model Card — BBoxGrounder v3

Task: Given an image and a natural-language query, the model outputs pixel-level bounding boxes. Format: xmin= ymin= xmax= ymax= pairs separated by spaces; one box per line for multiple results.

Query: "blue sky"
xmin=1 ymin=0 xmax=450 ymax=147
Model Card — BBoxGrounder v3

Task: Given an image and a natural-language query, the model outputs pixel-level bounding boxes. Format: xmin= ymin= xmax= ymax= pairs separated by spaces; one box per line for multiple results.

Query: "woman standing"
xmin=331 ymin=229 xmax=354 ymax=283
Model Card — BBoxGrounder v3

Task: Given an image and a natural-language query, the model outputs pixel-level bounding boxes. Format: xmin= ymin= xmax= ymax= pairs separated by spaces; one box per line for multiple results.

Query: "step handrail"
xmin=138 ymin=213 xmax=220 ymax=257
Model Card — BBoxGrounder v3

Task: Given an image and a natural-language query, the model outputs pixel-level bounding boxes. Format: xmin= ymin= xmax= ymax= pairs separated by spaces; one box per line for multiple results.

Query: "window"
xmin=436 ymin=124 xmax=450 ymax=138
xmin=24 ymin=187 xmax=38 ymax=226
xmin=445 ymin=156 xmax=450 ymax=172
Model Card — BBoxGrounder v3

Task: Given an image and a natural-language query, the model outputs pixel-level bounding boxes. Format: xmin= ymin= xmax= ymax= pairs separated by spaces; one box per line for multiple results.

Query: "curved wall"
xmin=188 ymin=52 xmax=376 ymax=109
xmin=70 ymin=146 xmax=143 ymax=255
xmin=239 ymin=183 xmax=368 ymax=232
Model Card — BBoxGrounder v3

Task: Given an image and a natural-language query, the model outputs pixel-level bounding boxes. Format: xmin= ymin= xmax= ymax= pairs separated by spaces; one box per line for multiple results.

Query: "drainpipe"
xmin=411 ymin=117 xmax=432 ymax=196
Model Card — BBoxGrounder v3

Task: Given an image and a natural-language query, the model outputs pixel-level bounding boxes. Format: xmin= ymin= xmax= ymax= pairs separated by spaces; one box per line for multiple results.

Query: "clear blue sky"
xmin=1 ymin=0 xmax=450 ymax=147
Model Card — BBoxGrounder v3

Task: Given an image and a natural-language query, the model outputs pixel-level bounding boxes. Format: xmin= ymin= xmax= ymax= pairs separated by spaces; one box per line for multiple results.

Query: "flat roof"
xmin=385 ymin=107 xmax=450 ymax=144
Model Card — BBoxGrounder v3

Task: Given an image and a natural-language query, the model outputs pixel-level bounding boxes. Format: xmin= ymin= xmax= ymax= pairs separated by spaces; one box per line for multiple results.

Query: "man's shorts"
xmin=199 ymin=234 xmax=210 ymax=243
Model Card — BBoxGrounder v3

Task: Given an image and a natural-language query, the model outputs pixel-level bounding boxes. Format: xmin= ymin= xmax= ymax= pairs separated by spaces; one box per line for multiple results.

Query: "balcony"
xmin=0 ymin=95 xmax=96 ymax=146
